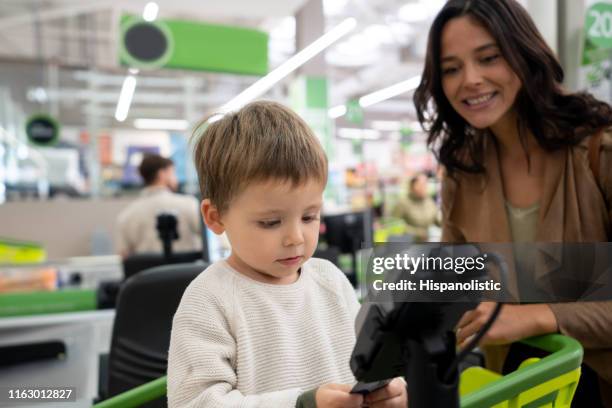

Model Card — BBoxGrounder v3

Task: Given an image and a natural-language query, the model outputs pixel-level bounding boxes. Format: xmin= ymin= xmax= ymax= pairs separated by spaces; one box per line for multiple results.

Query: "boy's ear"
xmin=201 ymin=199 xmax=225 ymax=235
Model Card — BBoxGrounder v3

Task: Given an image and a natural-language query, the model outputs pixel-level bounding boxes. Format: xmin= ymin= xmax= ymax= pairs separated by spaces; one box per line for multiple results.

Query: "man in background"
xmin=116 ymin=154 xmax=201 ymax=258
xmin=392 ymin=172 xmax=439 ymax=242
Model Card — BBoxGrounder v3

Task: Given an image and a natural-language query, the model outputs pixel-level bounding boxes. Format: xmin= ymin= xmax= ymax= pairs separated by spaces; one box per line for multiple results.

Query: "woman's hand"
xmin=364 ymin=377 xmax=408 ymax=408
xmin=456 ymin=302 xmax=558 ymax=348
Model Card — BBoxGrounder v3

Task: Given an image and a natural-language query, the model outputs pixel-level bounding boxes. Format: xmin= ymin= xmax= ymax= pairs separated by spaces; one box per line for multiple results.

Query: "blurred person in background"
xmin=116 ymin=154 xmax=201 ymax=258
xmin=392 ymin=172 xmax=439 ymax=241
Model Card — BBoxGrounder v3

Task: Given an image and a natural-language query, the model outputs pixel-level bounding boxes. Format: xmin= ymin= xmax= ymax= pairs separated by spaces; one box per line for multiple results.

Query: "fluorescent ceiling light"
xmin=143 ymin=2 xmax=159 ymax=22
xmin=363 ymin=24 xmax=394 ymax=45
xmin=398 ymin=3 xmax=430 ymax=22
xmin=208 ymin=114 xmax=224 ymax=123
xmin=328 ymin=105 xmax=347 ymax=119
xmin=27 ymin=87 xmax=48 ymax=103
xmin=17 ymin=144 xmax=29 ymax=160
xmin=134 ymin=118 xmax=189 ymax=130
xmin=371 ymin=120 xmax=402 ymax=131
xmin=359 ymin=75 xmax=421 ymax=108
xmin=115 ymin=75 xmax=137 ymax=122
xmin=323 ymin=0 xmax=349 ymax=16
xmin=338 ymin=128 xmax=381 ymax=140
xmin=213 ymin=18 xmax=357 ymax=119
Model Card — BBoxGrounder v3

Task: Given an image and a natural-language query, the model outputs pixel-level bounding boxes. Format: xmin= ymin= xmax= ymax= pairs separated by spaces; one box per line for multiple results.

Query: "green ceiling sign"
xmin=119 ymin=16 xmax=268 ymax=75
xmin=25 ymin=114 xmax=59 ymax=146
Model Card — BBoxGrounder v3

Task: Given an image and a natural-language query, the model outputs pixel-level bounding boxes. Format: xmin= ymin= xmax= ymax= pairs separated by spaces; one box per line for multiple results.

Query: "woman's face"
xmin=439 ymin=16 xmax=522 ymax=130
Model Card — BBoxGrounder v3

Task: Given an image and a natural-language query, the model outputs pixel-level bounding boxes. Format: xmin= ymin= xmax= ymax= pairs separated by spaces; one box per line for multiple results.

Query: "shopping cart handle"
xmin=93 ymin=376 xmax=167 ymax=408
xmin=461 ymin=333 xmax=583 ymax=408
xmin=520 ymin=333 xmax=583 ymax=368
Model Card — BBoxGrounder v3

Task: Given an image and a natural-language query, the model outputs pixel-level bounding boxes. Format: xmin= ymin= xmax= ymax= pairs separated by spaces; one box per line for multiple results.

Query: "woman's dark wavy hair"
xmin=413 ymin=0 xmax=612 ymax=175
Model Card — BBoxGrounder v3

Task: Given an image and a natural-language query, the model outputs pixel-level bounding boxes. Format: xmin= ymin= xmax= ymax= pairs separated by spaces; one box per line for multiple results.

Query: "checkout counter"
xmin=0 ymin=256 xmax=122 ymax=407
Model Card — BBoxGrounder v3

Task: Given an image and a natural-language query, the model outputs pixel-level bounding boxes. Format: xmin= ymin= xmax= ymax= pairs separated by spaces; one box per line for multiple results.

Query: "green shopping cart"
xmin=93 ymin=333 xmax=582 ymax=408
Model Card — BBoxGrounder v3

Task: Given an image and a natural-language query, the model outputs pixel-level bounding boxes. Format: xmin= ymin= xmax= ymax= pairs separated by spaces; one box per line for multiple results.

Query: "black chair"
xmin=122 ymin=251 xmax=204 ymax=280
xmin=322 ymin=210 xmax=374 ymax=286
xmin=101 ymin=262 xmax=207 ymax=407
xmin=313 ymin=246 xmax=340 ymax=267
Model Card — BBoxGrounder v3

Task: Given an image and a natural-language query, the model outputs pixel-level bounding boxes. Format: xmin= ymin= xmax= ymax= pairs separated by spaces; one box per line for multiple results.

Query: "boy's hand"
xmin=315 ymin=383 xmax=364 ymax=407
xmin=364 ymin=378 xmax=408 ymax=407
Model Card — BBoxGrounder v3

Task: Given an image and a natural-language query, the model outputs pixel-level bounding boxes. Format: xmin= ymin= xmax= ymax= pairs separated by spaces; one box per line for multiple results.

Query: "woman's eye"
xmin=442 ymin=66 xmax=458 ymax=75
xmin=481 ymin=54 xmax=499 ymax=64
xmin=258 ymin=220 xmax=280 ymax=228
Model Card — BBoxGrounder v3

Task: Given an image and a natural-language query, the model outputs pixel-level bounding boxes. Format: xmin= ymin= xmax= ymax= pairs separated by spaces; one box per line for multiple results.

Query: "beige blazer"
xmin=441 ymin=128 xmax=612 ymax=405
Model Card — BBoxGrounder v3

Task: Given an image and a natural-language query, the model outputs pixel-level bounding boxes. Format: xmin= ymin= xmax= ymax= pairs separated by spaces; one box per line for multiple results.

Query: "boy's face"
xmin=207 ymin=179 xmax=324 ymax=284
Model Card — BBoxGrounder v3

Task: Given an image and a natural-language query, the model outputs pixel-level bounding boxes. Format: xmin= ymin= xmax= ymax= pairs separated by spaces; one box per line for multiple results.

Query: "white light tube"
xmin=371 ymin=120 xmax=402 ymax=131
xmin=208 ymin=114 xmax=224 ymax=123
xmin=337 ymin=128 xmax=381 ymax=140
xmin=358 ymin=75 xmax=421 ymax=108
xmin=115 ymin=75 xmax=137 ymax=122
xmin=328 ymin=105 xmax=347 ymax=119
xmin=143 ymin=2 xmax=159 ymax=22
xmin=134 ymin=118 xmax=189 ymax=130
xmin=213 ymin=18 xmax=357 ymax=119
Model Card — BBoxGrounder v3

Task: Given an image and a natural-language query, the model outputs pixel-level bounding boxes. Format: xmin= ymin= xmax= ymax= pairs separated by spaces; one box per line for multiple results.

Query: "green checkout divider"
xmin=91 ymin=334 xmax=582 ymax=408
xmin=0 ymin=289 xmax=97 ymax=318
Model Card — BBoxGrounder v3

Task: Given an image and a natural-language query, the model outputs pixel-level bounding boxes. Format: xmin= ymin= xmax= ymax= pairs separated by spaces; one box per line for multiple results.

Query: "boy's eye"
xmin=302 ymin=215 xmax=319 ymax=223
xmin=258 ymin=220 xmax=280 ymax=228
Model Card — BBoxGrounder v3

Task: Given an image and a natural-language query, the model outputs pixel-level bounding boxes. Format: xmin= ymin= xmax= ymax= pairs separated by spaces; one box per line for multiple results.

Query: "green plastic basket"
xmin=93 ymin=334 xmax=582 ymax=408
xmin=460 ymin=334 xmax=582 ymax=407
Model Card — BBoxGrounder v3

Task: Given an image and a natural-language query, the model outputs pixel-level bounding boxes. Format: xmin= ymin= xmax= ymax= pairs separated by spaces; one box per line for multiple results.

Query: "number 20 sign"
xmin=586 ymin=2 xmax=612 ymax=49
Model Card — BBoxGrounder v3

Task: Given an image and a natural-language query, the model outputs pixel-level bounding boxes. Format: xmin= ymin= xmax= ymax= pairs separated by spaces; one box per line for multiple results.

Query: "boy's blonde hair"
xmin=193 ymin=100 xmax=328 ymax=212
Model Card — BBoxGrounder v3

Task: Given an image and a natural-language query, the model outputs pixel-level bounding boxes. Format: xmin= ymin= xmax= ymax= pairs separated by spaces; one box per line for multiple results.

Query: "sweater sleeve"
xmin=600 ymin=128 xmax=612 ymax=237
xmin=167 ymin=282 xmax=303 ymax=408
xmin=547 ymin=131 xmax=612 ymax=349
xmin=548 ymin=302 xmax=612 ymax=348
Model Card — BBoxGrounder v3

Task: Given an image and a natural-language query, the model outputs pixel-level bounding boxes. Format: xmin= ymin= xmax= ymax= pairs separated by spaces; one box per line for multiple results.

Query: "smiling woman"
xmin=439 ymin=18 xmax=521 ymax=133
xmin=413 ymin=0 xmax=612 ymax=406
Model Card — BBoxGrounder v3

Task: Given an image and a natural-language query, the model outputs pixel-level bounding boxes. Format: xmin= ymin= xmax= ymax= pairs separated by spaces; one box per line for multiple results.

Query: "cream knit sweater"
xmin=167 ymin=258 xmax=360 ymax=408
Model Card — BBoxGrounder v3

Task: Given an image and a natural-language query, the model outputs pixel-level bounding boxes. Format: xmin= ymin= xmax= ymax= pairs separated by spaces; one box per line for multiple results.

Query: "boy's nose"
xmin=283 ymin=224 xmax=305 ymax=247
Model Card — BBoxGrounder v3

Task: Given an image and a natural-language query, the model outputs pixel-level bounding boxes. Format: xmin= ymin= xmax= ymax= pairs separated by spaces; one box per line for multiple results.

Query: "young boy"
xmin=167 ymin=101 xmax=406 ymax=408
